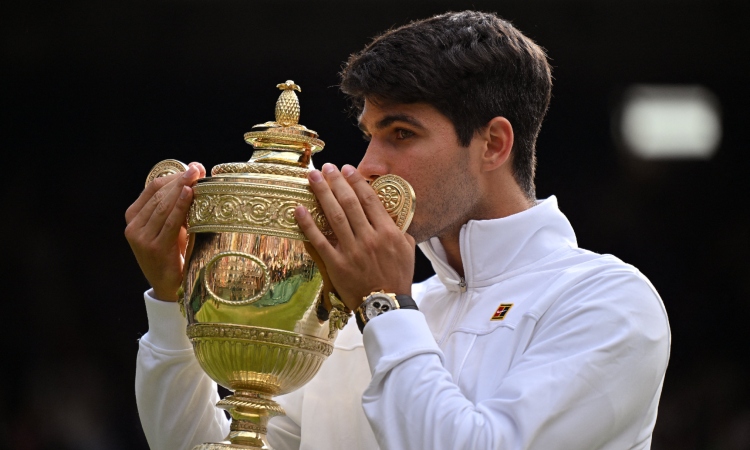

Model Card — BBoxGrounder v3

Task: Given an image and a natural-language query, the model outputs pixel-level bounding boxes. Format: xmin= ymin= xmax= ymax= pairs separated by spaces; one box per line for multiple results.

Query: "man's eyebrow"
xmin=358 ymin=114 xmax=426 ymax=133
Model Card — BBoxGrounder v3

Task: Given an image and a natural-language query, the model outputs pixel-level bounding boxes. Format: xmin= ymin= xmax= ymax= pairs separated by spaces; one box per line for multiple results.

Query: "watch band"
xmin=356 ymin=292 xmax=419 ymax=333
xmin=395 ymin=294 xmax=419 ymax=310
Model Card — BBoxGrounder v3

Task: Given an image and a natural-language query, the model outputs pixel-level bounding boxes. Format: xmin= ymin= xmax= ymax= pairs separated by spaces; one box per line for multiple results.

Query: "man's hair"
xmin=340 ymin=11 xmax=552 ymax=199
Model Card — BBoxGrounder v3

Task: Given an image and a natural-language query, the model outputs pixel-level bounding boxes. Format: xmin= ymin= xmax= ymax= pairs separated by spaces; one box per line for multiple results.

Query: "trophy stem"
xmin=196 ymin=391 xmax=285 ymax=449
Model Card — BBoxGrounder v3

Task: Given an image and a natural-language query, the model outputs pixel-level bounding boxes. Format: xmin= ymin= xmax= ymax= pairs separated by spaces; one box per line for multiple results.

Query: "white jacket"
xmin=136 ymin=196 xmax=670 ymax=449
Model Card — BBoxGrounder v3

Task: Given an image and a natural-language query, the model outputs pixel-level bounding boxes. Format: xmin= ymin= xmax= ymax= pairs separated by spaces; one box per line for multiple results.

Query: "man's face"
xmin=357 ymin=99 xmax=483 ymax=243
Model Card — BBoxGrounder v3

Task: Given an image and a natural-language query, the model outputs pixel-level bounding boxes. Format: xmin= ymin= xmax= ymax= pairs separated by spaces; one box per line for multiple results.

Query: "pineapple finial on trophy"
xmin=243 ymin=80 xmax=325 ymax=158
xmin=275 ymin=80 xmax=301 ymax=126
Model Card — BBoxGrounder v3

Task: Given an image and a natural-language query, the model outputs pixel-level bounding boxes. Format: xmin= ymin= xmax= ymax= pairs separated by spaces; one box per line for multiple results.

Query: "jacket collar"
xmin=417 ymin=196 xmax=578 ymax=292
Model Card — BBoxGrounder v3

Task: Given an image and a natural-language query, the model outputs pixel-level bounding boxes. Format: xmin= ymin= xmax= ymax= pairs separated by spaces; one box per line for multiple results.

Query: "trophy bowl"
xmin=145 ymin=81 xmax=415 ymax=450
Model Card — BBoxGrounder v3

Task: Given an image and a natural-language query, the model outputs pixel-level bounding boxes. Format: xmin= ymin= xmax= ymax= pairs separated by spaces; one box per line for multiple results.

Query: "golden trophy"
xmin=145 ymin=81 xmax=415 ymax=449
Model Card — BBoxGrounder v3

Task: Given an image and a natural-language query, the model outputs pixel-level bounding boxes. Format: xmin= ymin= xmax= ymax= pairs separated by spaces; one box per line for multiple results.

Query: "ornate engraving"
xmin=377 ymin=185 xmax=404 ymax=213
xmin=188 ymin=182 xmax=332 ymax=239
xmin=218 ymin=396 xmax=285 ymax=418
xmin=371 ymin=174 xmax=416 ymax=232
xmin=243 ymin=130 xmax=325 ymax=152
xmin=193 ymin=444 xmax=244 ymax=450
xmin=188 ymin=323 xmax=334 ymax=357
xmin=212 ymin=162 xmax=310 ymax=178
xmin=230 ymin=421 xmax=269 ymax=434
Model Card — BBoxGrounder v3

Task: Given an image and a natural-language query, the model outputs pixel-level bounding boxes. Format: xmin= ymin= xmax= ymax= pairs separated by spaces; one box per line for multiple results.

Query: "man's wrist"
xmin=151 ymin=287 xmax=179 ymax=302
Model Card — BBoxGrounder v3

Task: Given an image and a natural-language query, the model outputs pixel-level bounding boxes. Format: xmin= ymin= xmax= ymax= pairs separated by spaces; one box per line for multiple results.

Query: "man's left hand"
xmin=294 ymin=163 xmax=415 ymax=311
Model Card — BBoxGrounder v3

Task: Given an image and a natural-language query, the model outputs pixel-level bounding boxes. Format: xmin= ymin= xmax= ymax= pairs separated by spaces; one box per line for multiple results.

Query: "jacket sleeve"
xmin=136 ymin=290 xmax=230 ymax=449
xmin=360 ymin=272 xmax=670 ymax=450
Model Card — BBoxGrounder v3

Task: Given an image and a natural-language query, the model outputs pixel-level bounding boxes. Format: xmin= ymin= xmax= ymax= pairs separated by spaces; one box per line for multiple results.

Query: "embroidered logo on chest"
xmin=491 ymin=303 xmax=514 ymax=321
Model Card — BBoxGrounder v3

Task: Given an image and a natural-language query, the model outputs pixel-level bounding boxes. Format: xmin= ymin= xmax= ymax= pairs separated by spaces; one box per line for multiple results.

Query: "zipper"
xmin=431 ymin=224 xmax=471 ymax=345
xmin=458 ymin=276 xmax=467 ymax=293
xmin=438 ymin=276 xmax=469 ymax=345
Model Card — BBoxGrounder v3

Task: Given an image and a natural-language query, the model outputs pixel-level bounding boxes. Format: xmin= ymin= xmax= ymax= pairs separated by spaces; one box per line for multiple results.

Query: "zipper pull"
xmin=458 ymin=277 xmax=467 ymax=293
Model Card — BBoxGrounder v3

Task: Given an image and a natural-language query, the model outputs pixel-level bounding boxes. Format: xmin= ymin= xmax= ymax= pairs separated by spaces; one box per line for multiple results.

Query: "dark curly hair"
xmin=340 ymin=11 xmax=552 ymax=199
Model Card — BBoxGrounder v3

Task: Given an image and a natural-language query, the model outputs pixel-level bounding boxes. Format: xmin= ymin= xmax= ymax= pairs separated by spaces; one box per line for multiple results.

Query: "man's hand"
xmin=294 ymin=163 xmax=416 ymax=311
xmin=125 ymin=162 xmax=206 ymax=301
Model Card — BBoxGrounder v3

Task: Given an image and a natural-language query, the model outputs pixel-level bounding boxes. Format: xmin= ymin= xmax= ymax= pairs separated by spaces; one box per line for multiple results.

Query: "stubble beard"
xmin=406 ymin=161 xmax=481 ymax=244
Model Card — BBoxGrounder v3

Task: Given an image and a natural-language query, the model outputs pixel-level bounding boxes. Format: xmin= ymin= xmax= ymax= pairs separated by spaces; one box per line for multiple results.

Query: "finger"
xmin=187 ymin=161 xmax=207 ymax=178
xmin=295 ymin=204 xmax=339 ymax=263
xmin=156 ymin=185 xmax=194 ymax=245
xmin=341 ymin=164 xmax=394 ymax=228
xmin=126 ymin=172 xmax=181 ymax=224
xmin=126 ymin=162 xmax=204 ymax=224
xmin=308 ymin=167 xmax=355 ymax=244
xmin=322 ymin=163 xmax=372 ymax=235
xmin=131 ymin=165 xmax=200 ymax=237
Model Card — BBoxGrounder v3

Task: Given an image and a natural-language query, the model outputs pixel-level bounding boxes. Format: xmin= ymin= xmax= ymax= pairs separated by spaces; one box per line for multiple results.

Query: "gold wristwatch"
xmin=356 ymin=290 xmax=419 ymax=333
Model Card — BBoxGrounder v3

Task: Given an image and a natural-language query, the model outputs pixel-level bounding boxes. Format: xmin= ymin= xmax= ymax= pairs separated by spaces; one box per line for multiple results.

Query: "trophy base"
xmin=193 ymin=443 xmax=267 ymax=450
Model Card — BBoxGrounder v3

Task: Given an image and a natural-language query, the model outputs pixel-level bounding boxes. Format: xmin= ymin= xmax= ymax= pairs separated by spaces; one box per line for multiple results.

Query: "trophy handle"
xmin=145 ymin=159 xmax=189 ymax=188
xmin=371 ymin=174 xmax=416 ymax=233
xmin=203 ymin=251 xmax=271 ymax=306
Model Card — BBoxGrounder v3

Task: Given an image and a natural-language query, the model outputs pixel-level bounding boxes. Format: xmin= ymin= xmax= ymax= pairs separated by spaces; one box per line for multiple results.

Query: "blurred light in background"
xmin=618 ymin=85 xmax=721 ymax=160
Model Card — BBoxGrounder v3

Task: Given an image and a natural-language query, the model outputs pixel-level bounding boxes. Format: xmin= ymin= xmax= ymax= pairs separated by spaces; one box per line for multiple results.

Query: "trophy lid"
xmin=209 ymin=81 xmax=325 ymax=178
xmin=244 ymin=80 xmax=325 ymax=153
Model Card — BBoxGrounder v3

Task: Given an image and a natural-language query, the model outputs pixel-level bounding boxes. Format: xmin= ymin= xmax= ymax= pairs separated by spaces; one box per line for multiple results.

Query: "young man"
xmin=128 ymin=11 xmax=670 ymax=450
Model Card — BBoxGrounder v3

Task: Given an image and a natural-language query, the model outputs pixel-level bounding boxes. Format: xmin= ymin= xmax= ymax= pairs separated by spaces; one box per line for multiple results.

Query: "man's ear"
xmin=480 ymin=117 xmax=514 ymax=172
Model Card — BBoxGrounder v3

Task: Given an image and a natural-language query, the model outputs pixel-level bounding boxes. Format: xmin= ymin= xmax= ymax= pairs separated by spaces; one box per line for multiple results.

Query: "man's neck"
xmin=437 ymin=194 xmax=534 ymax=278
xmin=439 ymin=233 xmax=465 ymax=278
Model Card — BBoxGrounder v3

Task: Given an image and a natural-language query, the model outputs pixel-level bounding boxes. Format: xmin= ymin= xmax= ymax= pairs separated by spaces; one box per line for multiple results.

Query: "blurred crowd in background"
xmin=3 ymin=1 xmax=748 ymax=448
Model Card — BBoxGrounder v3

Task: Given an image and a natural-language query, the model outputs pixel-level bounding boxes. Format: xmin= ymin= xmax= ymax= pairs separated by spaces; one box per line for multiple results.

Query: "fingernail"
xmin=309 ymin=170 xmax=323 ymax=183
xmin=180 ymin=186 xmax=190 ymax=199
xmin=322 ymin=163 xmax=336 ymax=174
xmin=182 ymin=166 xmax=197 ymax=178
xmin=295 ymin=205 xmax=307 ymax=217
xmin=341 ymin=165 xmax=355 ymax=177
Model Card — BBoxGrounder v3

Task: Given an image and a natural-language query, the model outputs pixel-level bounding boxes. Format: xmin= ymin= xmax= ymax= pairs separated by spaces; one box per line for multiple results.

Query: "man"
xmin=127 ymin=11 xmax=670 ymax=449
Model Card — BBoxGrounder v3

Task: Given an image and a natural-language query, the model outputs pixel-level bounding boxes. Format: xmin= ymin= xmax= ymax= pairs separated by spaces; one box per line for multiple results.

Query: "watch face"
xmin=364 ymin=294 xmax=396 ymax=320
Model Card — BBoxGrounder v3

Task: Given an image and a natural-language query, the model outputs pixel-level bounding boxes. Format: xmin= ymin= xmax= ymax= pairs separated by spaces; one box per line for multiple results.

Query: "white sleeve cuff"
xmin=362 ymin=309 xmax=443 ymax=376
xmin=142 ymin=289 xmax=192 ymax=351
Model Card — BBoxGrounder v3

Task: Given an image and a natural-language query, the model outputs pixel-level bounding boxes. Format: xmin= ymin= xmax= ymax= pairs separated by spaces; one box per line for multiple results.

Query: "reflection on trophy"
xmin=146 ymin=81 xmax=415 ymax=450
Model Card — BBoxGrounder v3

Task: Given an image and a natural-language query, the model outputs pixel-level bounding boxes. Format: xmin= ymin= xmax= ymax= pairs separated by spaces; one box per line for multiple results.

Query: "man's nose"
xmin=356 ymin=144 xmax=388 ymax=182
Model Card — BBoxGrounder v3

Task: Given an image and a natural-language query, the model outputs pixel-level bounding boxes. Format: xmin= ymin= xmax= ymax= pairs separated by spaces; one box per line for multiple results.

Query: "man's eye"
xmin=395 ymin=129 xmax=414 ymax=139
xmin=362 ymin=134 xmax=372 ymax=142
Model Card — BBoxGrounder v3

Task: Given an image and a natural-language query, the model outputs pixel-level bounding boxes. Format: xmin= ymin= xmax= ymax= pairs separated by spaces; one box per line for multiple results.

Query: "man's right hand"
xmin=125 ymin=162 xmax=206 ymax=302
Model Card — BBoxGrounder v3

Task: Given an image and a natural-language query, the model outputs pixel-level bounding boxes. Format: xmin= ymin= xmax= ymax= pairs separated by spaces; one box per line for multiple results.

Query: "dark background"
xmin=3 ymin=0 xmax=749 ymax=449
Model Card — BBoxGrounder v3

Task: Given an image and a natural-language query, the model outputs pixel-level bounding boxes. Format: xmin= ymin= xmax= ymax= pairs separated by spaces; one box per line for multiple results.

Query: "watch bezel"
xmin=356 ymin=291 xmax=418 ymax=333
xmin=362 ymin=292 xmax=399 ymax=320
